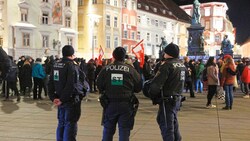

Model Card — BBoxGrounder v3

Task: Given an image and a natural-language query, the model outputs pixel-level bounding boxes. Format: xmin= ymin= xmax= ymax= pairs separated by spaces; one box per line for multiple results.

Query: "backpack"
xmin=142 ymin=79 xmax=152 ymax=99
xmin=202 ymin=67 xmax=208 ymax=82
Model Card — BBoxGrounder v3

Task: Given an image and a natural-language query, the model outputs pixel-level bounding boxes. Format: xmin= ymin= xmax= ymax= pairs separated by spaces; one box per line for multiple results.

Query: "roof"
xmin=137 ymin=0 xmax=191 ymax=23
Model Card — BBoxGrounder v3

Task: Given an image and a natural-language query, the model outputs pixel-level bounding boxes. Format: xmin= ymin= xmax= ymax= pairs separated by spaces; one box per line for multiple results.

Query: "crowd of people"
xmin=1 ymin=44 xmax=250 ymax=141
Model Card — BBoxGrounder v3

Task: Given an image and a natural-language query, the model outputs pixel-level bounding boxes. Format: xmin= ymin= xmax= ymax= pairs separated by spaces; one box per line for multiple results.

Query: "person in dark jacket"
xmin=20 ymin=58 xmax=33 ymax=96
xmin=86 ymin=59 xmax=96 ymax=93
xmin=184 ymin=57 xmax=195 ymax=97
xmin=149 ymin=43 xmax=185 ymax=141
xmin=97 ymin=47 xmax=142 ymax=141
xmin=142 ymin=55 xmax=153 ymax=81
xmin=48 ymin=45 xmax=86 ymax=141
xmin=4 ymin=56 xmax=20 ymax=101
xmin=0 ymin=47 xmax=11 ymax=80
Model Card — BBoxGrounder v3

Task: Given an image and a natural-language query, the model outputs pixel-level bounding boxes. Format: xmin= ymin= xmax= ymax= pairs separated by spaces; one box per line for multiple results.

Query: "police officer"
xmin=48 ymin=45 xmax=86 ymax=141
xmin=0 ymin=47 xmax=11 ymax=80
xmin=97 ymin=47 xmax=142 ymax=141
xmin=149 ymin=43 xmax=185 ymax=141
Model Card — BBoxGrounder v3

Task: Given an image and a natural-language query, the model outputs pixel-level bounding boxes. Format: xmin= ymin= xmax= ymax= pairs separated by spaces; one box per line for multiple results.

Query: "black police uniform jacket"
xmin=48 ymin=57 xmax=86 ymax=103
xmin=149 ymin=58 xmax=186 ymax=99
xmin=97 ymin=61 xmax=142 ymax=99
xmin=0 ymin=47 xmax=11 ymax=79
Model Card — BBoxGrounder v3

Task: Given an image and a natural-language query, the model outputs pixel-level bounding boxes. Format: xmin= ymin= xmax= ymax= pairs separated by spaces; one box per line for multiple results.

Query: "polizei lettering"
xmin=106 ymin=65 xmax=130 ymax=72
xmin=173 ymin=63 xmax=185 ymax=68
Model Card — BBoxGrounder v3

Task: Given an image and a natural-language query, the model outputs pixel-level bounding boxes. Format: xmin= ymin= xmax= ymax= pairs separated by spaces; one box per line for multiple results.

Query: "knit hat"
xmin=36 ymin=58 xmax=42 ymax=62
xmin=223 ymin=54 xmax=232 ymax=60
xmin=164 ymin=43 xmax=179 ymax=58
xmin=112 ymin=47 xmax=126 ymax=61
xmin=62 ymin=45 xmax=75 ymax=57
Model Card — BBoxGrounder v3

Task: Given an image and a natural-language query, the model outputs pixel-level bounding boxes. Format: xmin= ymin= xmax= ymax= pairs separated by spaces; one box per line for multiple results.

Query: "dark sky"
xmin=172 ymin=0 xmax=250 ymax=45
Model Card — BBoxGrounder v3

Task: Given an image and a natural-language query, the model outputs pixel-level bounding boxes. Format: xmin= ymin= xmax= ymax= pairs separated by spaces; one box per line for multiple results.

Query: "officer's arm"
xmin=60 ymin=63 xmax=75 ymax=103
xmin=96 ymin=67 xmax=106 ymax=92
xmin=131 ymin=68 xmax=142 ymax=93
xmin=149 ymin=63 xmax=169 ymax=97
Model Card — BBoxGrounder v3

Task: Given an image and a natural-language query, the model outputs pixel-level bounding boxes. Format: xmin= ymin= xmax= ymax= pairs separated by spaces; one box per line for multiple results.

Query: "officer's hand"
xmin=53 ymin=99 xmax=62 ymax=106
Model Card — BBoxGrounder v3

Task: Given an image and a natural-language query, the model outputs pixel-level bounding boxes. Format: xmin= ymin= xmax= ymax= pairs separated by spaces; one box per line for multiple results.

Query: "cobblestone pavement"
xmin=0 ymin=91 xmax=249 ymax=141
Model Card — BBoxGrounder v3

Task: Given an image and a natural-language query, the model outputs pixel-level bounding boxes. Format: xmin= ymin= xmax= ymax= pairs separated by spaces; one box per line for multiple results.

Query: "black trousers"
xmin=33 ymin=77 xmax=43 ymax=99
xmin=186 ymin=81 xmax=194 ymax=97
xmin=207 ymin=85 xmax=217 ymax=106
xmin=6 ymin=81 xmax=19 ymax=99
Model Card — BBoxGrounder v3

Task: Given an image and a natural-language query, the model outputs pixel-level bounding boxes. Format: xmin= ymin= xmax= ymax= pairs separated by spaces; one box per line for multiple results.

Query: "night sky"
xmin=172 ymin=0 xmax=250 ymax=45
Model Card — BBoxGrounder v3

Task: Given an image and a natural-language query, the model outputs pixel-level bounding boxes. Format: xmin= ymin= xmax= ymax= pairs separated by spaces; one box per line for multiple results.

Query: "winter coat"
xmin=241 ymin=65 xmax=250 ymax=83
xmin=21 ymin=61 xmax=33 ymax=87
xmin=32 ymin=62 xmax=46 ymax=79
xmin=207 ymin=65 xmax=220 ymax=86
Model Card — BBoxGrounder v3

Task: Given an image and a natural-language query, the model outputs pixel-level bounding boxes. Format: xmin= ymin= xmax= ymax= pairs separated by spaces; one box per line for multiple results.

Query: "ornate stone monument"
xmin=187 ymin=0 xmax=205 ymax=56
xmin=221 ymin=35 xmax=234 ymax=56
xmin=157 ymin=37 xmax=168 ymax=59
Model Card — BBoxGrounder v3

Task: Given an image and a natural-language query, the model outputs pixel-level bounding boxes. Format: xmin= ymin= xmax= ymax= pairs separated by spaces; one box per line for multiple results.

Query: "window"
xmin=204 ymin=7 xmax=210 ymax=16
xmin=22 ymin=33 xmax=30 ymax=47
xmin=123 ymin=31 xmax=128 ymax=39
xmin=156 ymin=34 xmax=159 ymax=43
xmin=137 ymin=16 xmax=141 ymax=23
xmin=205 ymin=21 xmax=210 ymax=30
xmin=78 ymin=0 xmax=83 ymax=6
xmin=65 ymin=0 xmax=70 ymax=7
xmin=42 ymin=35 xmax=49 ymax=48
xmin=137 ymin=32 xmax=141 ymax=40
xmin=106 ymin=0 xmax=110 ymax=5
xmin=42 ymin=0 xmax=48 ymax=2
xmin=124 ymin=45 xmax=128 ymax=52
xmin=92 ymin=0 xmax=97 ymax=4
xmin=130 ymin=16 xmax=136 ymax=25
xmin=163 ymin=22 xmax=167 ymax=29
xmin=114 ymin=36 xmax=118 ymax=47
xmin=92 ymin=35 xmax=97 ymax=48
xmin=42 ymin=13 xmax=49 ymax=24
xmin=138 ymin=3 xmax=141 ymax=8
xmin=123 ymin=1 xmax=127 ymax=8
xmin=21 ymin=9 xmax=28 ymax=22
xmin=214 ymin=6 xmax=222 ymax=16
xmin=131 ymin=1 xmax=135 ymax=10
xmin=155 ymin=20 xmax=158 ymax=27
xmin=114 ymin=16 xmax=118 ymax=27
xmin=123 ymin=14 xmax=128 ymax=24
xmin=147 ymin=33 xmax=151 ymax=41
xmin=114 ymin=0 xmax=118 ymax=6
xmin=153 ymin=8 xmax=157 ymax=12
xmin=67 ymin=37 xmax=73 ymax=45
xmin=162 ymin=10 xmax=166 ymax=14
xmin=215 ymin=35 xmax=221 ymax=43
xmin=65 ymin=17 xmax=71 ymax=27
xmin=106 ymin=15 xmax=111 ymax=26
xmin=215 ymin=19 xmax=223 ymax=31
xmin=145 ymin=6 xmax=149 ymax=10
xmin=131 ymin=32 xmax=135 ymax=40
xmin=106 ymin=35 xmax=111 ymax=48
xmin=147 ymin=18 xmax=150 ymax=25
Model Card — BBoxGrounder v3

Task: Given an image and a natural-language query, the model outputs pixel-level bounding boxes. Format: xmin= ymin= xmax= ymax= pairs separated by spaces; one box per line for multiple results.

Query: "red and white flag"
xmin=97 ymin=45 xmax=104 ymax=65
xmin=132 ymin=39 xmax=144 ymax=68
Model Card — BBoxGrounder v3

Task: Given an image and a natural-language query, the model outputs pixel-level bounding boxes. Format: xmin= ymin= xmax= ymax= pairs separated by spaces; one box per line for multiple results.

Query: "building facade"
xmin=181 ymin=2 xmax=235 ymax=56
xmin=78 ymin=0 xmax=122 ymax=60
xmin=0 ymin=0 xmax=78 ymax=60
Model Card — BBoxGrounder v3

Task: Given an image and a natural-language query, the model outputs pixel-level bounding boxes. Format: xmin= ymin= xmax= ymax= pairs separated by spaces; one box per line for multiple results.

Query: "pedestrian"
xmin=20 ymin=58 xmax=33 ymax=96
xmin=221 ymin=55 xmax=236 ymax=110
xmin=184 ymin=57 xmax=195 ymax=97
xmin=0 ymin=47 xmax=11 ymax=80
xmin=32 ymin=58 xmax=46 ymax=100
xmin=195 ymin=59 xmax=204 ymax=93
xmin=205 ymin=57 xmax=219 ymax=108
xmin=97 ymin=47 xmax=142 ymax=141
xmin=149 ymin=43 xmax=185 ymax=141
xmin=4 ymin=56 xmax=20 ymax=101
xmin=48 ymin=45 xmax=87 ymax=141
xmin=242 ymin=58 xmax=250 ymax=98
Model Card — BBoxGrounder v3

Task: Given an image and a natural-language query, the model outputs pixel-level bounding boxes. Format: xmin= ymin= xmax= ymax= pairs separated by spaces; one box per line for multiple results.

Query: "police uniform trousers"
xmin=102 ymin=101 xmax=134 ymax=141
xmin=157 ymin=98 xmax=182 ymax=141
xmin=56 ymin=101 xmax=81 ymax=141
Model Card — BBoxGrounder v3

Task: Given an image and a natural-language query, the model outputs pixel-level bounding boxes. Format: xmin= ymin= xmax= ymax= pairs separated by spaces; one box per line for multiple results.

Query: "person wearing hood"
xmin=32 ymin=58 xmax=46 ymax=100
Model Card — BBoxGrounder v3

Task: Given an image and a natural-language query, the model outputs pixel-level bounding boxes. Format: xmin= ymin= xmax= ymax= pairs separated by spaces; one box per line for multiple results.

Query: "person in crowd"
xmin=195 ymin=59 xmax=205 ymax=93
xmin=4 ymin=56 xmax=20 ymax=101
xmin=241 ymin=58 xmax=250 ymax=98
xmin=133 ymin=57 xmax=141 ymax=74
xmin=149 ymin=43 xmax=185 ymax=141
xmin=86 ymin=59 xmax=96 ymax=93
xmin=205 ymin=57 xmax=219 ymax=108
xmin=20 ymin=58 xmax=33 ymax=96
xmin=220 ymin=55 xmax=236 ymax=110
xmin=48 ymin=45 xmax=87 ymax=141
xmin=184 ymin=57 xmax=195 ymax=97
xmin=142 ymin=55 xmax=153 ymax=81
xmin=97 ymin=47 xmax=142 ymax=141
xmin=44 ymin=55 xmax=55 ymax=97
xmin=17 ymin=56 xmax=26 ymax=93
xmin=32 ymin=58 xmax=46 ymax=100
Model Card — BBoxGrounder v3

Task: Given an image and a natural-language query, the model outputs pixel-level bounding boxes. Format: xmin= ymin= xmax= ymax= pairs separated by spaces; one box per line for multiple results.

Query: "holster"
xmin=130 ymin=95 xmax=139 ymax=117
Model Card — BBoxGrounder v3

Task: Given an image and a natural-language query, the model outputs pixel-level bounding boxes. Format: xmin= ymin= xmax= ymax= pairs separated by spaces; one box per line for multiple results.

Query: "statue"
xmin=158 ymin=37 xmax=168 ymax=59
xmin=192 ymin=0 xmax=201 ymax=25
xmin=221 ymin=35 xmax=233 ymax=54
xmin=199 ymin=33 xmax=204 ymax=49
xmin=188 ymin=34 xmax=192 ymax=47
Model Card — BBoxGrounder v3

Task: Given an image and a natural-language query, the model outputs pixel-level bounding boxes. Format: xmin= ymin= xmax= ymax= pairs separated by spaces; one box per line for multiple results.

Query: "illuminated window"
xmin=204 ymin=8 xmax=210 ymax=16
xmin=137 ymin=32 xmax=141 ymax=40
xmin=65 ymin=0 xmax=70 ymax=7
xmin=147 ymin=33 xmax=151 ymax=41
xmin=65 ymin=17 xmax=71 ymax=27
xmin=21 ymin=8 xmax=28 ymax=22
xmin=42 ymin=35 xmax=49 ymax=48
xmin=114 ymin=16 xmax=118 ymax=27
xmin=106 ymin=15 xmax=110 ymax=26
xmin=214 ymin=6 xmax=222 ymax=16
xmin=22 ymin=33 xmax=30 ymax=47
xmin=42 ymin=13 xmax=49 ymax=24
xmin=67 ymin=37 xmax=73 ymax=45
xmin=123 ymin=31 xmax=128 ymax=39
xmin=106 ymin=35 xmax=111 ymax=48
xmin=215 ymin=19 xmax=223 ymax=30
xmin=205 ymin=21 xmax=210 ymax=30
xmin=114 ymin=36 xmax=118 ymax=47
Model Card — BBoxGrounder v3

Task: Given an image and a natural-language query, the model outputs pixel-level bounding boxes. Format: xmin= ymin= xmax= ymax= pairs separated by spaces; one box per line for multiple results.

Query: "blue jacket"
xmin=32 ymin=62 xmax=45 ymax=79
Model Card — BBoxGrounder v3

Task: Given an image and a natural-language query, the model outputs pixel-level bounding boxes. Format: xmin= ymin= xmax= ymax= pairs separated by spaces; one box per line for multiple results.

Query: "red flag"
xmin=132 ymin=39 xmax=144 ymax=68
xmin=97 ymin=45 xmax=104 ymax=65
